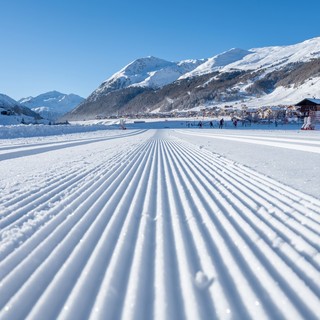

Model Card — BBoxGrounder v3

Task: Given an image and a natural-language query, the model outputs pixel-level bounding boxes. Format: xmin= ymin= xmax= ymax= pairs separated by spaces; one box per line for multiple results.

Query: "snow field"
xmin=0 ymin=129 xmax=319 ymax=319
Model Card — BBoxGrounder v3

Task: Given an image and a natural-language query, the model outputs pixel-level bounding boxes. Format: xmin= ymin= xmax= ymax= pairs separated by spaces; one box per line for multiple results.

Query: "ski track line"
xmin=166 ymin=139 xmax=314 ymax=318
xmin=0 ymin=143 xmax=124 ymax=218
xmin=184 ymin=131 xmax=320 ymax=146
xmin=0 ymin=138 xmax=150 ymax=280
xmin=164 ymin=141 xmax=308 ymax=318
xmin=0 ymin=165 xmax=81 ymax=208
xmin=0 ymin=138 xmax=154 ymax=319
xmin=175 ymin=141 xmax=320 ymax=256
xmin=161 ymin=140 xmax=250 ymax=320
xmin=27 ymin=140 xmax=157 ymax=320
xmin=0 ymin=164 xmax=103 ymax=228
xmin=0 ymin=129 xmax=147 ymax=161
xmin=168 ymin=140 xmax=320 ymax=296
xmin=175 ymin=130 xmax=320 ymax=154
xmin=0 ymin=129 xmax=136 ymax=152
xmin=0 ymin=146 xmax=137 ymax=260
xmin=0 ymin=130 xmax=319 ymax=319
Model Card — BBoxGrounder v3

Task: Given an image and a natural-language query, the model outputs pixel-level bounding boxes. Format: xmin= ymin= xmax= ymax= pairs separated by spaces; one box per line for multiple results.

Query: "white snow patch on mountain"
xmin=19 ymin=91 xmax=84 ymax=120
xmin=223 ymin=37 xmax=320 ymax=73
xmin=90 ymin=56 xmax=206 ymax=99
xmin=180 ymin=37 xmax=320 ymax=80
xmin=180 ymin=48 xmax=252 ymax=79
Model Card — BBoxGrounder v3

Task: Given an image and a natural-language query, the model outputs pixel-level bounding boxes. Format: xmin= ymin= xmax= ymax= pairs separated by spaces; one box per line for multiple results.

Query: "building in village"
xmin=295 ymin=98 xmax=320 ymax=130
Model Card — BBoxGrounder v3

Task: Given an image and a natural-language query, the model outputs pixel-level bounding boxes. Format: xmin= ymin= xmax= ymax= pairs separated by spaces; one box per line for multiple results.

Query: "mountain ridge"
xmin=0 ymin=93 xmax=42 ymax=125
xmin=19 ymin=91 xmax=84 ymax=121
xmin=49 ymin=37 xmax=320 ymax=120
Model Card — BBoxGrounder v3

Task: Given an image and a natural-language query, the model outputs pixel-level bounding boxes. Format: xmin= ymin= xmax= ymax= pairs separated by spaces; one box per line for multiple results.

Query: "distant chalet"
xmin=295 ymin=98 xmax=320 ymax=116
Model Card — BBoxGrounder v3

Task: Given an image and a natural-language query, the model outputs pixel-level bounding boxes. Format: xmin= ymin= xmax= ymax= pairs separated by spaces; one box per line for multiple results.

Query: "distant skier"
xmin=219 ymin=118 xmax=224 ymax=129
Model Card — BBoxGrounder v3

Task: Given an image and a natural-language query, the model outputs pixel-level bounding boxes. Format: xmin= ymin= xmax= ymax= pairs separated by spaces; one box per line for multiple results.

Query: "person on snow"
xmin=219 ymin=118 xmax=224 ymax=129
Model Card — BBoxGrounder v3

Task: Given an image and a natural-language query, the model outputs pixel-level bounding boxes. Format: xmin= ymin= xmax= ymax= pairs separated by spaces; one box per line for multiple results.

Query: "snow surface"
xmin=0 ymin=122 xmax=320 ymax=319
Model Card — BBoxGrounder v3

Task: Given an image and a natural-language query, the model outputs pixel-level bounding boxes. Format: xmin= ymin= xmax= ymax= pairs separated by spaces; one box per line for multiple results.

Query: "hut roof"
xmin=295 ymin=98 xmax=320 ymax=106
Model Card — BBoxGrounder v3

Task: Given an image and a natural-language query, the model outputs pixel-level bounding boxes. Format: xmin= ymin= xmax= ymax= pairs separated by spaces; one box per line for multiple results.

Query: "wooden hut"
xmin=295 ymin=98 xmax=320 ymax=116
xmin=295 ymin=98 xmax=320 ymax=130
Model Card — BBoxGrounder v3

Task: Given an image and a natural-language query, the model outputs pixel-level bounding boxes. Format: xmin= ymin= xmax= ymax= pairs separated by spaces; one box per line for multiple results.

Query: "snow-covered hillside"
xmin=223 ymin=37 xmax=320 ymax=73
xmin=180 ymin=48 xmax=252 ymax=78
xmin=19 ymin=91 xmax=84 ymax=121
xmin=0 ymin=93 xmax=19 ymax=108
xmin=90 ymin=56 xmax=206 ymax=100
xmin=0 ymin=93 xmax=42 ymax=125
xmin=91 ymin=36 xmax=320 ymax=99
xmin=238 ymin=76 xmax=320 ymax=108
xmin=184 ymin=37 xmax=320 ymax=79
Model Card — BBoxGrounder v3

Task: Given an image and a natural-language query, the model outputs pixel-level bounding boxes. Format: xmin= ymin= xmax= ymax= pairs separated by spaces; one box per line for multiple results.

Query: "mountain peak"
xmin=19 ymin=91 xmax=84 ymax=121
xmin=0 ymin=93 xmax=20 ymax=107
xmin=116 ymin=56 xmax=174 ymax=78
xmin=90 ymin=56 xmax=205 ymax=100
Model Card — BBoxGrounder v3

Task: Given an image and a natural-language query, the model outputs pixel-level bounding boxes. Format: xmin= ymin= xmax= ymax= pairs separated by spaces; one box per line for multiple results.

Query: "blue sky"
xmin=1 ymin=0 xmax=319 ymax=100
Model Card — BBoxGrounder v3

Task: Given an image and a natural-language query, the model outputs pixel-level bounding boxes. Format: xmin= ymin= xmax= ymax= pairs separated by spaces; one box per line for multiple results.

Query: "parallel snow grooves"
xmin=0 ymin=143 xmax=146 ymax=261
xmin=0 ymin=130 xmax=147 ymax=161
xmin=168 ymin=138 xmax=317 ymax=316
xmin=208 ymin=162 xmax=320 ymax=265
xmin=174 ymin=142 xmax=320 ymax=268
xmin=86 ymin=140 xmax=158 ymax=320
xmin=119 ymin=140 xmax=159 ymax=320
xmin=175 ymin=130 xmax=320 ymax=154
xmin=153 ymin=140 xmax=185 ymax=320
xmin=0 ymin=140 xmax=153 ymax=319
xmin=25 ymin=140 xmax=157 ymax=320
xmin=0 ymin=130 xmax=130 ymax=152
xmin=161 ymin=140 xmax=251 ymax=320
xmin=185 ymin=132 xmax=320 ymax=146
xmin=0 ymin=164 xmax=101 ymax=229
xmin=215 ymin=154 xmax=320 ymax=214
xmin=0 ymin=166 xmax=80 ymax=209
xmin=0 ymin=131 xmax=319 ymax=320
xmin=189 ymin=144 xmax=320 ymax=249
xmin=165 ymin=140 xmax=301 ymax=319
xmin=160 ymin=140 xmax=216 ymax=320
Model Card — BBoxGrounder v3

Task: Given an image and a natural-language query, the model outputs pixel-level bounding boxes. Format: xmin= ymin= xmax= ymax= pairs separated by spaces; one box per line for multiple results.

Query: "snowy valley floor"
xmin=0 ymin=128 xmax=319 ymax=319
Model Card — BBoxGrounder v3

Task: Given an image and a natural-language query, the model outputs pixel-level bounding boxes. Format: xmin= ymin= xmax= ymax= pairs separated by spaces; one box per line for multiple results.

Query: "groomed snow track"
xmin=0 ymin=130 xmax=319 ymax=320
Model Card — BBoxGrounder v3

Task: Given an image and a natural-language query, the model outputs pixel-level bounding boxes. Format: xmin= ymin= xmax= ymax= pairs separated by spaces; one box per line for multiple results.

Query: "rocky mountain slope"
xmin=63 ymin=37 xmax=320 ymax=120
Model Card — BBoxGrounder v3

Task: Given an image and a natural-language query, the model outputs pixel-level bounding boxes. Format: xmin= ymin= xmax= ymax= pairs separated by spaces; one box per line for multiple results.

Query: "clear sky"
xmin=1 ymin=0 xmax=319 ymax=100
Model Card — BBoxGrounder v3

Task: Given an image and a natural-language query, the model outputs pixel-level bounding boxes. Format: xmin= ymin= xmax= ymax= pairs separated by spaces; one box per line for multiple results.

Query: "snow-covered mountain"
xmin=64 ymin=36 xmax=320 ymax=120
xmin=89 ymin=56 xmax=206 ymax=101
xmin=0 ymin=93 xmax=19 ymax=108
xmin=180 ymin=48 xmax=252 ymax=78
xmin=181 ymin=37 xmax=320 ymax=78
xmin=19 ymin=91 xmax=84 ymax=121
xmin=0 ymin=93 xmax=42 ymax=125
